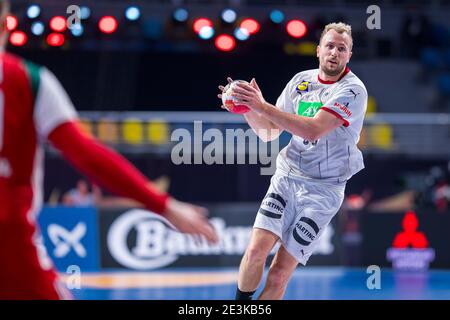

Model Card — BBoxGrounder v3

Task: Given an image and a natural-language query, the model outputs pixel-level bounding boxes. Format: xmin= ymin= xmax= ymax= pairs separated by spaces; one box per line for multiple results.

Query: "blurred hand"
xmin=217 ymin=77 xmax=233 ymax=111
xmin=163 ymin=198 xmax=218 ymax=243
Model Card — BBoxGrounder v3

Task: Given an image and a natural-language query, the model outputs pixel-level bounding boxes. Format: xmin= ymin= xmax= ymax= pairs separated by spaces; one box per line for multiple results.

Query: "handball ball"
xmin=221 ymin=80 xmax=251 ymax=114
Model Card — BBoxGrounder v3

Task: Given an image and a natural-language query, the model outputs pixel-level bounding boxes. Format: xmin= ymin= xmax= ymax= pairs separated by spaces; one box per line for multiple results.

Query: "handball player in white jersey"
xmin=219 ymin=22 xmax=368 ymax=300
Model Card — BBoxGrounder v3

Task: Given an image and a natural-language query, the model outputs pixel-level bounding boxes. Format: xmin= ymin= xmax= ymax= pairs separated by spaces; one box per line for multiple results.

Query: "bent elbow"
xmin=257 ymin=129 xmax=281 ymax=142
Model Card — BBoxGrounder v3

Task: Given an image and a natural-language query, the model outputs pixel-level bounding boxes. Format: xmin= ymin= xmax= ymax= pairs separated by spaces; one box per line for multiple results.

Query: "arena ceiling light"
xmin=9 ymin=31 xmax=27 ymax=46
xmin=6 ymin=15 xmax=18 ymax=31
xmin=71 ymin=24 xmax=84 ymax=37
xmin=31 ymin=21 xmax=45 ymax=36
xmin=173 ymin=8 xmax=189 ymax=23
xmin=50 ymin=16 xmax=67 ymax=32
xmin=99 ymin=16 xmax=118 ymax=34
xmin=221 ymin=9 xmax=237 ymax=24
xmin=286 ymin=19 xmax=307 ymax=38
xmin=198 ymin=26 xmax=214 ymax=40
xmin=215 ymin=34 xmax=235 ymax=52
xmin=125 ymin=6 xmax=141 ymax=21
xmin=47 ymin=33 xmax=65 ymax=47
xmin=80 ymin=6 xmax=91 ymax=20
xmin=270 ymin=10 xmax=285 ymax=24
xmin=234 ymin=27 xmax=249 ymax=41
xmin=240 ymin=18 xmax=260 ymax=35
xmin=27 ymin=4 xmax=41 ymax=19
xmin=193 ymin=18 xmax=213 ymax=34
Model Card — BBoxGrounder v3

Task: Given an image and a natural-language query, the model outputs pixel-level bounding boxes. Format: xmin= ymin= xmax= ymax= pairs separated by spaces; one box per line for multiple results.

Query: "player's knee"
xmin=245 ymin=245 xmax=268 ymax=266
xmin=267 ymin=266 xmax=289 ymax=288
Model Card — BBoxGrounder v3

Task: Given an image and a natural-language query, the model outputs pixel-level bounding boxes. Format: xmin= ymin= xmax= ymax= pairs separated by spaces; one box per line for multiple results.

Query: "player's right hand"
xmin=163 ymin=198 xmax=219 ymax=243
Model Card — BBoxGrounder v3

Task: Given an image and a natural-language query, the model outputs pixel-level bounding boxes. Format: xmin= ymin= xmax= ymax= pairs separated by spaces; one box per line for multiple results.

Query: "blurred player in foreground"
xmin=219 ymin=22 xmax=367 ymax=299
xmin=0 ymin=0 xmax=217 ymax=299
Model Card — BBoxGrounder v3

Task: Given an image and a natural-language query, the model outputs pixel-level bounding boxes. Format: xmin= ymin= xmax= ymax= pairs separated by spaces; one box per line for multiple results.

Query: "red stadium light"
xmin=286 ymin=20 xmax=307 ymax=38
xmin=6 ymin=15 xmax=18 ymax=31
xmin=240 ymin=18 xmax=260 ymax=35
xmin=50 ymin=16 xmax=67 ymax=32
xmin=47 ymin=33 xmax=65 ymax=47
xmin=9 ymin=31 xmax=27 ymax=46
xmin=99 ymin=16 xmax=118 ymax=34
xmin=215 ymin=34 xmax=235 ymax=52
xmin=193 ymin=18 xmax=213 ymax=34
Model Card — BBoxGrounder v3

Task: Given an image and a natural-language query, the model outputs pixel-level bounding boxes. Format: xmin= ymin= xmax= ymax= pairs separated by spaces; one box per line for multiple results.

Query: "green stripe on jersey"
xmin=297 ymin=101 xmax=322 ymax=117
xmin=24 ymin=61 xmax=41 ymax=103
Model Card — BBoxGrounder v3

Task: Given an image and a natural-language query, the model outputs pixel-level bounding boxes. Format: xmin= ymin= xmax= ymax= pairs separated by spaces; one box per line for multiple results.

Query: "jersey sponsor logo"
xmin=297 ymin=101 xmax=322 ymax=117
xmin=333 ymin=101 xmax=352 ymax=117
xmin=296 ymin=81 xmax=310 ymax=93
xmin=48 ymin=222 xmax=87 ymax=258
xmin=0 ymin=157 xmax=12 ymax=178
xmin=293 ymin=217 xmax=320 ymax=246
xmin=259 ymin=193 xmax=287 ymax=219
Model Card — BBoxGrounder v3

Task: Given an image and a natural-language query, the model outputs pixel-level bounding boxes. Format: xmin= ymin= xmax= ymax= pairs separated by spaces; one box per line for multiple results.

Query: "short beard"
xmin=321 ymin=64 xmax=345 ymax=77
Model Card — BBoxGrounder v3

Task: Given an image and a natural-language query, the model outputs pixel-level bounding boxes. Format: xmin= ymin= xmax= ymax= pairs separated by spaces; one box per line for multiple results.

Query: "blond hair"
xmin=319 ymin=22 xmax=353 ymax=50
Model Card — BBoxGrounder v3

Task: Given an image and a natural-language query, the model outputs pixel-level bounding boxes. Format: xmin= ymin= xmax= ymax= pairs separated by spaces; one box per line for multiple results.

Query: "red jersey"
xmin=0 ymin=53 xmax=77 ymax=299
xmin=0 ymin=53 xmax=169 ymax=299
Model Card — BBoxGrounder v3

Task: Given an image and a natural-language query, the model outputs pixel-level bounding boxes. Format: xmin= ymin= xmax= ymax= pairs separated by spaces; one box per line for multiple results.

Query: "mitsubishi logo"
xmin=48 ymin=223 xmax=87 ymax=258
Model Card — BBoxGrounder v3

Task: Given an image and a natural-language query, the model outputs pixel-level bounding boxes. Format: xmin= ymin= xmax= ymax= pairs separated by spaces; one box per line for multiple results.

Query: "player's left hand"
xmin=232 ymin=78 xmax=266 ymax=113
xmin=163 ymin=198 xmax=219 ymax=244
xmin=217 ymin=77 xmax=234 ymax=111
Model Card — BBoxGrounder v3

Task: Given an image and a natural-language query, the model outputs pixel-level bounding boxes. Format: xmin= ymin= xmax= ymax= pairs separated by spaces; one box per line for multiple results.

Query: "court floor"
xmin=66 ymin=267 xmax=450 ymax=300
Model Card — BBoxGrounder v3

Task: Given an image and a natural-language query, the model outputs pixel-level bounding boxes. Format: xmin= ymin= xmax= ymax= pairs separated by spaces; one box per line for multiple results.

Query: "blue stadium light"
xmin=270 ymin=9 xmax=285 ymax=24
xmin=125 ymin=6 xmax=141 ymax=21
xmin=173 ymin=8 xmax=189 ymax=23
xmin=80 ymin=6 xmax=91 ymax=20
xmin=198 ymin=26 xmax=214 ymax=40
xmin=234 ymin=27 xmax=249 ymax=41
xmin=27 ymin=5 xmax=41 ymax=19
xmin=31 ymin=21 xmax=44 ymax=36
xmin=221 ymin=9 xmax=237 ymax=24
xmin=71 ymin=23 xmax=84 ymax=37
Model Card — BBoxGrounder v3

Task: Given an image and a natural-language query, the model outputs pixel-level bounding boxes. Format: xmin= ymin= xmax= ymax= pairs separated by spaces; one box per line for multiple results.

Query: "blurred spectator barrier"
xmin=38 ymin=206 xmax=450 ymax=272
xmin=38 ymin=204 xmax=341 ymax=272
xmin=76 ymin=111 xmax=450 ymax=158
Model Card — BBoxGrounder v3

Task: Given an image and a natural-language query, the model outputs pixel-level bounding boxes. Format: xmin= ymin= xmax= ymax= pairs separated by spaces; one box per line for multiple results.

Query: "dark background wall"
xmin=10 ymin=48 xmax=317 ymax=110
xmin=45 ymin=153 xmax=448 ymax=205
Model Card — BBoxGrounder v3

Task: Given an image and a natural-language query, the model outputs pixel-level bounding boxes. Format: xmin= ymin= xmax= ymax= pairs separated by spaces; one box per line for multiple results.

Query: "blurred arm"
xmin=48 ymin=121 xmax=170 ymax=214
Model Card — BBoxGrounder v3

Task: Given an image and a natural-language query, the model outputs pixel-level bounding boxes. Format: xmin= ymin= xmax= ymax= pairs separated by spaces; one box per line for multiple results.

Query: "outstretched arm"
xmin=48 ymin=121 xmax=218 ymax=242
xmin=48 ymin=121 xmax=169 ymax=213
xmin=34 ymin=66 xmax=217 ymax=242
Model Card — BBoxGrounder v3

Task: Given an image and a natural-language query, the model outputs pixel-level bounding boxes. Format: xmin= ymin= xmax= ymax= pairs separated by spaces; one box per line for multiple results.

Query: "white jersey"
xmin=275 ymin=67 xmax=367 ymax=183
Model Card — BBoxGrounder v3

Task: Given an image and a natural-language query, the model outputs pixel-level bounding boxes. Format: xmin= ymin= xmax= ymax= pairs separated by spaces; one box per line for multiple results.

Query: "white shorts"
xmin=253 ymin=174 xmax=346 ymax=265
